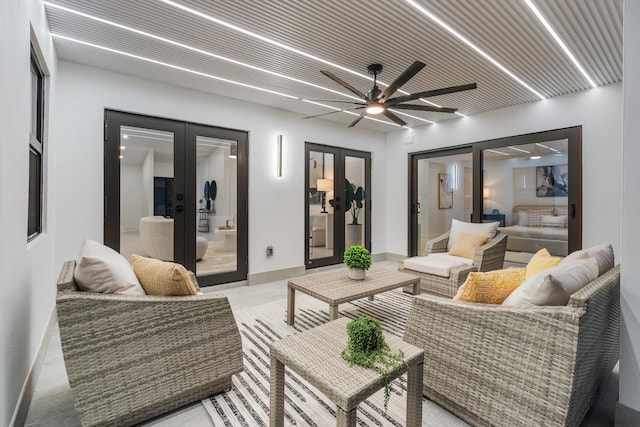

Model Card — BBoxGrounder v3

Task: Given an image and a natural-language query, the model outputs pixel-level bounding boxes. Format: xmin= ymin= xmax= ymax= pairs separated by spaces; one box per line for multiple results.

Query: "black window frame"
xmin=28 ymin=46 xmax=45 ymax=241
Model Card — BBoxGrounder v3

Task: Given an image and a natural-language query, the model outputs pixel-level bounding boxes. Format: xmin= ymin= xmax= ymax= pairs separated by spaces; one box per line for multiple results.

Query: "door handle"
xmin=416 ymin=202 xmax=421 ymax=214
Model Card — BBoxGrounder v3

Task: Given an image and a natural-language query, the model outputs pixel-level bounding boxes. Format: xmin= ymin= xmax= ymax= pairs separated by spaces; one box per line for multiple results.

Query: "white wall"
xmin=120 ymin=164 xmax=145 ymax=231
xmin=385 ymin=82 xmax=623 ymax=257
xmin=620 ymin=0 xmax=640 ymax=418
xmin=52 ymin=61 xmax=387 ymax=275
xmin=0 ymin=1 xmax=58 ymax=425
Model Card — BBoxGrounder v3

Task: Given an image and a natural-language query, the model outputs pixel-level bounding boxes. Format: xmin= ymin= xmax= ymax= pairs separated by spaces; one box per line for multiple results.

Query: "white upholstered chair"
xmin=139 ymin=216 xmax=208 ymax=261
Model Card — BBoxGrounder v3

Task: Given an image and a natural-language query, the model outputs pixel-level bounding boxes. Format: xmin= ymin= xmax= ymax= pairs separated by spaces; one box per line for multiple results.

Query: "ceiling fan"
xmin=304 ymin=61 xmax=477 ymax=127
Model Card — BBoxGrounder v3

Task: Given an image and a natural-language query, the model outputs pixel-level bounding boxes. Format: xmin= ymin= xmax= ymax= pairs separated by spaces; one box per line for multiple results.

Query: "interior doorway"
xmin=305 ymin=143 xmax=371 ymax=269
xmin=104 ymin=110 xmax=248 ymax=286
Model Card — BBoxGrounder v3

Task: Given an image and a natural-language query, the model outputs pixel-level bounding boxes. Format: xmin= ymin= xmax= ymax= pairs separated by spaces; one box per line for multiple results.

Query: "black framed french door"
xmin=305 ymin=142 xmax=371 ymax=269
xmin=104 ymin=110 xmax=248 ymax=286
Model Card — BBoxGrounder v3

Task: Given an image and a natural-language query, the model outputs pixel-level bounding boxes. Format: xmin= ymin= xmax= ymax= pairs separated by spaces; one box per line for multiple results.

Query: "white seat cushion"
xmin=403 ymin=253 xmax=474 ymax=278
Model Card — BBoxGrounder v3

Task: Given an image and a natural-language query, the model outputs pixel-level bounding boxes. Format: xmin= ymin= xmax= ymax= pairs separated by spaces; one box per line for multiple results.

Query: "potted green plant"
xmin=341 ymin=316 xmax=406 ymax=410
xmin=343 ymin=245 xmax=372 ymax=280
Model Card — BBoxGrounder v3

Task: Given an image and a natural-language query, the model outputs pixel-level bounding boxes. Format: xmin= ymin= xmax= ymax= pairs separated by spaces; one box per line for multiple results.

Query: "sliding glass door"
xmin=408 ymin=127 xmax=581 ymax=266
xmin=104 ymin=110 xmax=248 ymax=286
xmin=305 ymin=143 xmax=371 ymax=269
xmin=409 ymin=148 xmax=473 ymax=256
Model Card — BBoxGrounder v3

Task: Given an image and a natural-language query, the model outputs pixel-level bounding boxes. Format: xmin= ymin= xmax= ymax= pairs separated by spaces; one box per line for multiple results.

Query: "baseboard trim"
xmin=10 ymin=308 xmax=57 ymax=427
xmin=616 ymin=402 xmax=640 ymax=426
xmin=382 ymin=252 xmax=407 ymax=262
xmin=248 ymin=265 xmax=306 ymax=285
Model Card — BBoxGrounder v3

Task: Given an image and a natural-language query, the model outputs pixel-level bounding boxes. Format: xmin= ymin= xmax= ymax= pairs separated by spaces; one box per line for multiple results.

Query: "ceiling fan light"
xmin=366 ymin=104 xmax=384 ymax=114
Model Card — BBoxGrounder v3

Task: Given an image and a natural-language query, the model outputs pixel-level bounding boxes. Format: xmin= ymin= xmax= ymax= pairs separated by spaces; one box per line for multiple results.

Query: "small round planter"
xmin=347 ymin=267 xmax=366 ymax=280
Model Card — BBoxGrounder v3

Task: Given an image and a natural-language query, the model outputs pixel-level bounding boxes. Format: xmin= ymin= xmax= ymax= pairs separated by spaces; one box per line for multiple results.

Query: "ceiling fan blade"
xmin=303 ymin=106 xmax=365 ymax=119
xmin=388 ymin=83 xmax=477 ymax=104
xmin=377 ymin=61 xmax=426 ymax=101
xmin=382 ymin=109 xmax=407 ymax=127
xmin=348 ymin=112 xmax=367 ymax=128
xmin=321 ymin=70 xmax=367 ymax=99
xmin=390 ymin=104 xmax=458 ymax=113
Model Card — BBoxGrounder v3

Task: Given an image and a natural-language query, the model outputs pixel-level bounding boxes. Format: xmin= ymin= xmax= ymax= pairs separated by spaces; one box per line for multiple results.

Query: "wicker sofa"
xmin=56 ymin=260 xmax=243 ymax=427
xmin=403 ymin=264 xmax=620 ymax=427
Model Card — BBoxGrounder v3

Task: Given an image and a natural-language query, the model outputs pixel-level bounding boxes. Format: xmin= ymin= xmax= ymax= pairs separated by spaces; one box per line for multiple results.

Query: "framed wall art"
xmin=438 ymin=173 xmax=453 ymax=209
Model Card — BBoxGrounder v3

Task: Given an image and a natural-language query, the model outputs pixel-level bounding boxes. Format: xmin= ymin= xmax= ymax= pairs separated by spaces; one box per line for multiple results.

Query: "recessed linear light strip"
xmin=53 ymin=35 xmax=402 ymax=128
xmin=159 ymin=0 xmax=463 ymax=117
xmin=52 ymin=34 xmax=302 ymax=97
xmin=507 ymin=145 xmax=530 ymax=154
xmin=524 ymin=0 xmax=597 ymax=88
xmin=405 ymin=0 xmax=546 ymax=101
xmin=486 ymin=149 xmax=510 ymax=156
xmin=535 ymin=142 xmax=560 ymax=153
xmin=43 ymin=1 xmax=359 ymax=103
xmin=45 ymin=3 xmax=433 ymax=126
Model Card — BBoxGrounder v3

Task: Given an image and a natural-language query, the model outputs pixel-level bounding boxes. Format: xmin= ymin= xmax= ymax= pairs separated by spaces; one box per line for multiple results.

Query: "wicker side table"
xmin=269 ymin=318 xmax=424 ymax=426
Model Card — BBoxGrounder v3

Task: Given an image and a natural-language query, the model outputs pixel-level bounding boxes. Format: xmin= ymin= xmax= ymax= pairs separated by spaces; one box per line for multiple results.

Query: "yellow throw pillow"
xmin=526 ymin=248 xmax=562 ymax=279
xmin=448 ymin=232 xmax=490 ymax=259
xmin=132 ymin=255 xmax=198 ymax=296
xmin=454 ymin=268 xmax=526 ymax=304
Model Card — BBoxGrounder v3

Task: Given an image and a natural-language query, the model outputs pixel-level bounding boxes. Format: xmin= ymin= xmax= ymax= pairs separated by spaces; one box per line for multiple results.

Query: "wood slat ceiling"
xmin=44 ymin=0 xmax=622 ymax=132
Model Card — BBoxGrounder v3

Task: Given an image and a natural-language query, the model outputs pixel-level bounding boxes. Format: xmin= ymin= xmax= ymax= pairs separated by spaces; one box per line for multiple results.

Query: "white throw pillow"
xmin=74 ymin=239 xmax=146 ymax=295
xmin=517 ymin=211 xmax=529 ymax=227
xmin=502 ymin=257 xmax=598 ymax=307
xmin=562 ymin=244 xmax=614 ymax=276
xmin=447 ymin=218 xmax=499 ymax=251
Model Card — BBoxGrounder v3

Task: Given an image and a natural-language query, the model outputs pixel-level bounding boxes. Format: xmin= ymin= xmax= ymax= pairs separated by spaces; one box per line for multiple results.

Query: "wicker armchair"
xmin=403 ymin=265 xmax=620 ymax=427
xmin=56 ymin=260 xmax=243 ymax=427
xmin=400 ymin=231 xmax=508 ymax=297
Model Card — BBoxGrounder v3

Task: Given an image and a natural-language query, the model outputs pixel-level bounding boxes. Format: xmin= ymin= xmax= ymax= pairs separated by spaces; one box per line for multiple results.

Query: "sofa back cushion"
xmin=448 ymin=219 xmax=499 ymax=251
xmin=74 ymin=239 xmax=146 ymax=295
xmin=563 ymin=244 xmax=614 ymax=276
xmin=502 ymin=256 xmax=598 ymax=307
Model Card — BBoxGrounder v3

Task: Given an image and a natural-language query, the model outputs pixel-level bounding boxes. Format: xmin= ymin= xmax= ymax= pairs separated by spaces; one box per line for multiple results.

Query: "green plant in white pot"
xmin=343 ymin=245 xmax=372 ymax=280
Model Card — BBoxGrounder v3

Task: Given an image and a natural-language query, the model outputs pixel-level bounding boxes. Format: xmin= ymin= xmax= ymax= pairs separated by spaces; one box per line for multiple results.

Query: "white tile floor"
xmin=24 ymin=260 xmax=618 ymax=426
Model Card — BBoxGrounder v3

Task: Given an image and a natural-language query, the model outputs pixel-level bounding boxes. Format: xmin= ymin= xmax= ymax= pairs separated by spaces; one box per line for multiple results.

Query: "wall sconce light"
xmin=277 ymin=134 xmax=282 ymax=177
xmin=483 ymin=187 xmax=490 ymax=199
xmin=229 ymin=143 xmax=237 ymax=159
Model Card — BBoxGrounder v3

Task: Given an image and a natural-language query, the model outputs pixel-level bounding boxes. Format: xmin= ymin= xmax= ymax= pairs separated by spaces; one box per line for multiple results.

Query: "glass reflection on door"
xmin=417 ymin=153 xmax=472 ymax=255
xmin=482 ymin=140 xmax=569 ymax=258
xmin=196 ymin=136 xmax=238 ymax=276
xmin=308 ymin=150 xmax=334 ymax=260
xmin=118 ymin=126 xmax=175 ymax=263
xmin=344 ymin=156 xmax=365 ymax=248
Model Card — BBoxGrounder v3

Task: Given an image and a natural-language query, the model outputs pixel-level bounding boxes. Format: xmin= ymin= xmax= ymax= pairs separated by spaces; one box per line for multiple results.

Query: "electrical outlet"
xmin=266 ymin=246 xmax=274 ymax=257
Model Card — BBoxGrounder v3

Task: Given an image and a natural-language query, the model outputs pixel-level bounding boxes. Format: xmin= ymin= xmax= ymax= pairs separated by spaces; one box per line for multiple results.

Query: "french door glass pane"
xmin=344 ymin=156 xmax=365 ymax=248
xmin=309 ymin=150 xmax=334 ymax=260
xmin=417 ymin=153 xmax=472 ymax=255
xmin=196 ymin=136 xmax=238 ymax=276
xmin=482 ymin=140 xmax=569 ymax=258
xmin=119 ymin=126 xmax=175 ymax=263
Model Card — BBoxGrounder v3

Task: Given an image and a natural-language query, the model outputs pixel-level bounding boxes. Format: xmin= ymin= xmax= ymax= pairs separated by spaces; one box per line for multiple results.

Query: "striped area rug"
xmin=202 ymin=289 xmax=417 ymax=426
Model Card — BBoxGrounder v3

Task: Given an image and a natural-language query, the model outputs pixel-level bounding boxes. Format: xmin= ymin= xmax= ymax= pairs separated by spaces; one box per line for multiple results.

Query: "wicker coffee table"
xmin=269 ymin=317 xmax=424 ymax=426
xmin=287 ymin=267 xmax=420 ymax=325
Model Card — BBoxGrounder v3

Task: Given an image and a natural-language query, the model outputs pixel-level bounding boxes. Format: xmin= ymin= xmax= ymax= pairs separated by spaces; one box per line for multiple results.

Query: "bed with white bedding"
xmin=498 ymin=204 xmax=568 ymax=258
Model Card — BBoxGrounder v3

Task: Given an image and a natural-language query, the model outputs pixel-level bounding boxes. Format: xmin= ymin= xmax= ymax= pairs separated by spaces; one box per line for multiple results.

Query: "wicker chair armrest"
xmin=473 ymin=233 xmax=508 ymax=271
xmin=424 ymin=231 xmax=450 ymax=255
xmin=568 ymin=265 xmax=620 ymax=309
xmin=449 ymin=264 xmax=477 ymax=285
